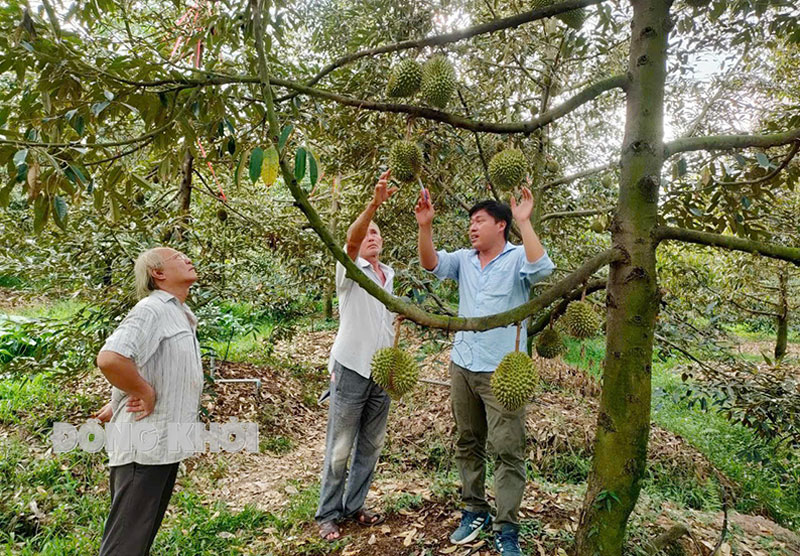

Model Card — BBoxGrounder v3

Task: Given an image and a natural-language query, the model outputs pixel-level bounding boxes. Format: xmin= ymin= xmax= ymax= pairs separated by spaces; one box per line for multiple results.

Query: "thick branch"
xmin=272 ymin=74 xmax=626 ymax=135
xmin=664 ymin=128 xmax=800 ymax=157
xmin=289 ymin=173 xmax=622 ymax=329
xmin=276 ymin=0 xmax=609 ymax=101
xmin=655 ymin=226 xmax=800 ymax=266
xmin=541 ymin=206 xmax=614 ymax=222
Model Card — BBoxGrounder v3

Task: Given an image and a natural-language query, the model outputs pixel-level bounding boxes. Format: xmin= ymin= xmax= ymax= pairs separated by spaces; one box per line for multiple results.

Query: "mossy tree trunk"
xmin=775 ymin=268 xmax=789 ymax=359
xmin=574 ymin=1 xmax=671 ymax=554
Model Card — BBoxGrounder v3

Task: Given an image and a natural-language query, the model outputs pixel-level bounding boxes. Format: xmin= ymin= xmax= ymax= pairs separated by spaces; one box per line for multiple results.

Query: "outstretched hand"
xmin=510 ymin=185 xmax=534 ymax=222
xmin=371 ymin=169 xmax=398 ymax=208
xmin=414 ymin=188 xmax=435 ymax=227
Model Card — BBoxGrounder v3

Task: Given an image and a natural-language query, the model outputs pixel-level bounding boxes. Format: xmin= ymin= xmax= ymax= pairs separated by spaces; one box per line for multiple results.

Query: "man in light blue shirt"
xmin=415 ymin=187 xmax=554 ymax=556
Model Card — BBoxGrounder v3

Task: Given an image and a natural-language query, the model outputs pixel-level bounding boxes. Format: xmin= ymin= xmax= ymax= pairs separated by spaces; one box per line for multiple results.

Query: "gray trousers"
xmin=450 ymin=361 xmax=527 ymax=531
xmin=98 ymin=462 xmax=179 ymax=556
xmin=315 ymin=360 xmax=391 ymax=523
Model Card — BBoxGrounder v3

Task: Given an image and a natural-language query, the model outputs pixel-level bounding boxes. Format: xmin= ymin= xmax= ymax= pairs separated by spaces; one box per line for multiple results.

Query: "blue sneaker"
xmin=449 ymin=510 xmax=492 ymax=544
xmin=494 ymin=526 xmax=522 ymax=555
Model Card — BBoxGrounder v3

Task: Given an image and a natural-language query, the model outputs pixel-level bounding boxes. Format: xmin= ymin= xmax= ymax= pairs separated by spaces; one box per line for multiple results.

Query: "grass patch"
xmin=562 ymin=335 xmax=800 ymax=528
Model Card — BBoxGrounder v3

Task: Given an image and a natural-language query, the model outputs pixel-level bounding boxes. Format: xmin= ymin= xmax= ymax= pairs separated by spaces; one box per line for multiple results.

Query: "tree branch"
xmin=271 ymin=74 xmax=627 ymax=135
xmin=655 ymin=226 xmax=800 ymax=266
xmin=664 ymin=128 xmax=800 ymax=157
xmin=541 ymin=206 xmax=614 ymax=222
xmin=275 ymin=0 xmax=610 ymax=101
xmin=542 ymin=161 xmax=615 ymax=190
xmin=709 ymin=140 xmax=799 ymax=188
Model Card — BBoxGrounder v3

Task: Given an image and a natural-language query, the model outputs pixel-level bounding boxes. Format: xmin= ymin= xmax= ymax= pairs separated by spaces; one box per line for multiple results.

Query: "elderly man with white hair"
xmin=94 ymin=246 xmax=202 ymax=556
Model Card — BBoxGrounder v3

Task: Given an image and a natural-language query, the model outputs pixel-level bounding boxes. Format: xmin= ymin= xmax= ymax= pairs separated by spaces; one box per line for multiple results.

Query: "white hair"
xmin=134 ymin=248 xmax=165 ymax=299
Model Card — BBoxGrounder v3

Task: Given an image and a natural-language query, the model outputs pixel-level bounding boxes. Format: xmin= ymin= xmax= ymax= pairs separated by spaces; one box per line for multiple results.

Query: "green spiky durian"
xmin=491 ymin=351 xmax=539 ymax=411
xmin=535 ymin=328 xmax=566 ymax=359
xmin=386 ymin=59 xmax=423 ymax=98
xmin=389 ymin=140 xmax=423 ymax=182
xmin=602 ymin=175 xmax=613 ymax=188
xmin=488 ymin=149 xmax=527 ymax=190
xmin=590 ymin=218 xmax=605 ymax=233
xmin=545 ymin=159 xmax=560 ymax=173
xmin=531 ymin=0 xmax=587 ymax=30
xmin=371 ymin=347 xmax=420 ymax=400
xmin=563 ymin=300 xmax=601 ymax=339
xmin=216 ymin=209 xmax=228 ymax=222
xmin=420 ymin=56 xmax=456 ymax=109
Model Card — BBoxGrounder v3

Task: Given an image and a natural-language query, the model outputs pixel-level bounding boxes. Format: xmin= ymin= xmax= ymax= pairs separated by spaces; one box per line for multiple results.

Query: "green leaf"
xmin=741 ymin=196 xmax=751 ymax=209
xmin=294 ymin=147 xmax=306 ymax=182
xmin=278 ymin=125 xmax=292 ymax=153
xmin=33 ymin=195 xmax=49 ymax=234
xmin=52 ymin=195 xmax=68 ymax=230
xmin=0 ymin=106 xmax=9 ymax=127
xmin=227 ymin=137 xmax=236 ymax=156
xmin=308 ymin=149 xmax=318 ymax=187
xmin=755 ymin=152 xmax=770 ymax=169
xmin=15 ymin=163 xmax=28 ymax=183
xmin=12 ymin=149 xmax=28 ymax=166
xmin=71 ymin=115 xmax=85 ymax=136
xmin=677 ymin=158 xmax=687 ymax=177
xmin=249 ymin=147 xmax=264 ymax=183
xmin=67 ymin=164 xmax=88 ymax=185
xmin=104 ymin=90 xmax=115 ymax=101
xmin=0 ymin=181 xmax=13 ymax=207
xmin=224 ymin=117 xmax=235 ymax=135
xmin=91 ymin=101 xmax=110 ymax=117
xmin=93 ymin=186 xmax=104 ymax=211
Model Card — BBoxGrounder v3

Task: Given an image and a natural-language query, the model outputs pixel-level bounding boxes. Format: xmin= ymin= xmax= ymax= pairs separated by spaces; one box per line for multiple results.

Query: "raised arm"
xmin=345 ymin=169 xmax=397 ymax=260
xmin=415 ymin=189 xmax=438 ymax=270
xmin=510 ymin=186 xmax=546 ymax=263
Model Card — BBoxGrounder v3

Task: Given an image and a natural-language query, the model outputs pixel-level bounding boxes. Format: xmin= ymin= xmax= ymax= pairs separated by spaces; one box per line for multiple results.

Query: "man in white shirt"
xmin=95 ymin=247 xmax=202 ymax=556
xmin=316 ymin=170 xmax=397 ymax=541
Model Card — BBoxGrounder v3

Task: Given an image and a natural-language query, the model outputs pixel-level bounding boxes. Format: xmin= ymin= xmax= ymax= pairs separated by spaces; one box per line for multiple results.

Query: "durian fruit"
xmin=556 ymin=7 xmax=587 ymax=30
xmin=491 ymin=351 xmax=539 ymax=411
xmin=531 ymin=0 xmax=587 ymax=30
xmin=545 ymin=159 xmax=560 ymax=173
xmin=488 ymin=149 xmax=527 ymax=190
xmin=134 ymin=192 xmax=146 ymax=205
xmin=386 ymin=59 xmax=422 ymax=98
xmin=389 ymin=140 xmax=423 ymax=182
xmin=602 ymin=175 xmax=613 ymax=188
xmin=563 ymin=300 xmax=601 ymax=339
xmin=535 ymin=327 xmax=566 ymax=359
xmin=371 ymin=346 xmax=419 ymax=400
xmin=217 ymin=208 xmax=228 ymax=222
xmin=420 ymin=56 xmax=456 ymax=109
xmin=590 ymin=218 xmax=605 ymax=233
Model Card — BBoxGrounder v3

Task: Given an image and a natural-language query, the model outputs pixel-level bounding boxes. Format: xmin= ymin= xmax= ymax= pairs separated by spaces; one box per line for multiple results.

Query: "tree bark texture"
xmin=775 ymin=269 xmax=789 ymax=359
xmin=575 ymin=1 xmax=670 ymax=554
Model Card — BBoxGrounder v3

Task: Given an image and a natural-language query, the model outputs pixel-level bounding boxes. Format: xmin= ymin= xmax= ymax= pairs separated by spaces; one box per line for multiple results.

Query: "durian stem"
xmin=405 ymin=117 xmax=415 ymax=140
xmin=515 ymin=322 xmax=521 ymax=352
xmin=581 ymin=282 xmax=587 ymax=302
xmin=393 ymin=317 xmax=403 ymax=349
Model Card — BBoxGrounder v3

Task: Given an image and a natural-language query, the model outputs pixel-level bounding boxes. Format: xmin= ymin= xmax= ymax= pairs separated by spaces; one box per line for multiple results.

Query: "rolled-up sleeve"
xmin=519 ymin=251 xmax=555 ymax=286
xmin=429 ymin=249 xmax=461 ymax=281
xmin=101 ymin=305 xmax=161 ymax=367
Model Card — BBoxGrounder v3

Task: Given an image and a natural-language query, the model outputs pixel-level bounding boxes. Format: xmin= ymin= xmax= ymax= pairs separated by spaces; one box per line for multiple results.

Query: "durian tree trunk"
xmin=775 ymin=268 xmax=789 ymax=360
xmin=574 ymin=1 xmax=670 ymax=554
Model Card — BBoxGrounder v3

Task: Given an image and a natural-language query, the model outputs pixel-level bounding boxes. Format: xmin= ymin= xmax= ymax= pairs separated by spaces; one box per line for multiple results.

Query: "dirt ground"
xmin=175 ymin=329 xmax=800 ymax=556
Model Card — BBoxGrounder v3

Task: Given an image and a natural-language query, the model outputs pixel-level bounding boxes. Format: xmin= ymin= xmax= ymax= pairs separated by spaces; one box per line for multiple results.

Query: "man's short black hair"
xmin=468 ymin=200 xmax=512 ymax=240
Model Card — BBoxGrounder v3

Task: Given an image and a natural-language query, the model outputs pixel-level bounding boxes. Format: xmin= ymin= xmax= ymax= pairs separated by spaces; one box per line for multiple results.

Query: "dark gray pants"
xmin=98 ymin=461 xmax=179 ymax=556
xmin=450 ymin=361 xmax=527 ymax=531
xmin=315 ymin=360 xmax=391 ymax=524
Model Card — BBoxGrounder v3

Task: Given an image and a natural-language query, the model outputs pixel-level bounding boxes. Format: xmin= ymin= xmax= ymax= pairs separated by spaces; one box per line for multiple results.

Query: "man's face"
xmin=469 ymin=209 xmax=505 ymax=251
xmin=359 ymin=223 xmax=383 ymax=260
xmin=153 ymin=248 xmax=197 ymax=286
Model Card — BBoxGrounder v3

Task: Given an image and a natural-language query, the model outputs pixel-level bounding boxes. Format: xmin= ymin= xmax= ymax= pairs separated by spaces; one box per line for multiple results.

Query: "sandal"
xmin=318 ymin=520 xmax=340 ymax=541
xmin=350 ymin=508 xmax=386 ymax=527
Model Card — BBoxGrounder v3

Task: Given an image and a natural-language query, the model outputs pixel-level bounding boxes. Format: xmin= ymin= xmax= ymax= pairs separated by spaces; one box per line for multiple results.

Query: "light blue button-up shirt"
xmin=430 ymin=242 xmax=555 ymax=373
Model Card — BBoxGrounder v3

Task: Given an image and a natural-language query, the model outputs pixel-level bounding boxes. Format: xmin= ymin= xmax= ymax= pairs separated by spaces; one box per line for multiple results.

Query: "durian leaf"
xmin=294 ymin=146 xmax=306 ymax=182
xmin=249 ymin=147 xmax=264 ymax=183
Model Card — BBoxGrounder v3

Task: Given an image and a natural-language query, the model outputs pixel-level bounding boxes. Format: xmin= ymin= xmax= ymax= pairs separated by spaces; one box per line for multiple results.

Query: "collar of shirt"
xmin=355 ymin=256 xmax=394 ymax=286
xmin=470 ymin=241 xmax=515 ymax=269
xmin=149 ymin=289 xmax=198 ymax=328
